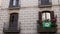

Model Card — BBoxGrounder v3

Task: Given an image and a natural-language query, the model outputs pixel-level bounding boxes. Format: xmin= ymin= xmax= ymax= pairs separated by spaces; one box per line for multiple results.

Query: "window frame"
xmin=42 ymin=12 xmax=51 ymax=21
xmin=38 ymin=0 xmax=52 ymax=8
xmin=9 ymin=0 xmax=20 ymax=9
xmin=40 ymin=0 xmax=52 ymax=5
xmin=9 ymin=13 xmax=19 ymax=28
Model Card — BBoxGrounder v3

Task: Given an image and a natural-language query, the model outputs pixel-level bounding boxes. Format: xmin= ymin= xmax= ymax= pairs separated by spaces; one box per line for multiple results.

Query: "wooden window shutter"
xmin=39 ymin=12 xmax=42 ymax=23
xmin=50 ymin=11 xmax=54 ymax=20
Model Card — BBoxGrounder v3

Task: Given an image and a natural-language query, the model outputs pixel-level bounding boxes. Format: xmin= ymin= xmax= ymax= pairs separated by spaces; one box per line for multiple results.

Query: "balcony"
xmin=3 ymin=22 xmax=20 ymax=33
xmin=37 ymin=23 xmax=57 ymax=33
xmin=37 ymin=11 xmax=57 ymax=34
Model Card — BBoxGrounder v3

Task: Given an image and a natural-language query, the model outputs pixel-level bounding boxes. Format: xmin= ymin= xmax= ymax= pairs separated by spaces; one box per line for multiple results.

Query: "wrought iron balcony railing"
xmin=3 ymin=22 xmax=20 ymax=33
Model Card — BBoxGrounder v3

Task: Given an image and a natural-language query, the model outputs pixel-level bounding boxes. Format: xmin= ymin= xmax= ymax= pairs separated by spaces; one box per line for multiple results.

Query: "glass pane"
xmin=49 ymin=0 xmax=52 ymax=3
xmin=46 ymin=13 xmax=51 ymax=20
xmin=41 ymin=0 xmax=49 ymax=5
xmin=13 ymin=0 xmax=17 ymax=6
xmin=42 ymin=13 xmax=51 ymax=21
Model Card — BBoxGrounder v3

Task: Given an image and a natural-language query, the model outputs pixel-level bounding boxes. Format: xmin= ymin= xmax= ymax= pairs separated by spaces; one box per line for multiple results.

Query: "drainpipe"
xmin=58 ymin=0 xmax=60 ymax=10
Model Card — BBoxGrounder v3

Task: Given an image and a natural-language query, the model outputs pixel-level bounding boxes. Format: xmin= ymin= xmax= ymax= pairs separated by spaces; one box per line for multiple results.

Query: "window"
xmin=41 ymin=11 xmax=52 ymax=28
xmin=38 ymin=0 xmax=52 ymax=7
xmin=42 ymin=12 xmax=51 ymax=21
xmin=41 ymin=0 xmax=52 ymax=5
xmin=9 ymin=0 xmax=20 ymax=9
xmin=3 ymin=13 xmax=20 ymax=33
xmin=9 ymin=13 xmax=18 ymax=29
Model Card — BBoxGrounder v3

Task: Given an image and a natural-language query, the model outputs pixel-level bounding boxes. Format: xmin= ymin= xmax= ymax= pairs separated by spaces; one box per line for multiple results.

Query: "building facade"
xmin=0 ymin=0 xmax=60 ymax=34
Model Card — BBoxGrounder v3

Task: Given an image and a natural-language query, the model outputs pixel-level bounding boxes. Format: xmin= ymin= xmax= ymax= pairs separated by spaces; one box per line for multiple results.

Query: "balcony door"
xmin=9 ymin=13 xmax=18 ymax=30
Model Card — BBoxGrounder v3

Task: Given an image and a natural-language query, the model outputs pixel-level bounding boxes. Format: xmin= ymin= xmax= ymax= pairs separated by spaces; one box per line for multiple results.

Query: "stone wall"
xmin=0 ymin=0 xmax=60 ymax=34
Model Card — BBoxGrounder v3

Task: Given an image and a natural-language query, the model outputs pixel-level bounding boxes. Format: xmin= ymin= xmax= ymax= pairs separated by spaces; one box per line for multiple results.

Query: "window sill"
xmin=38 ymin=5 xmax=52 ymax=8
xmin=8 ymin=6 xmax=20 ymax=10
